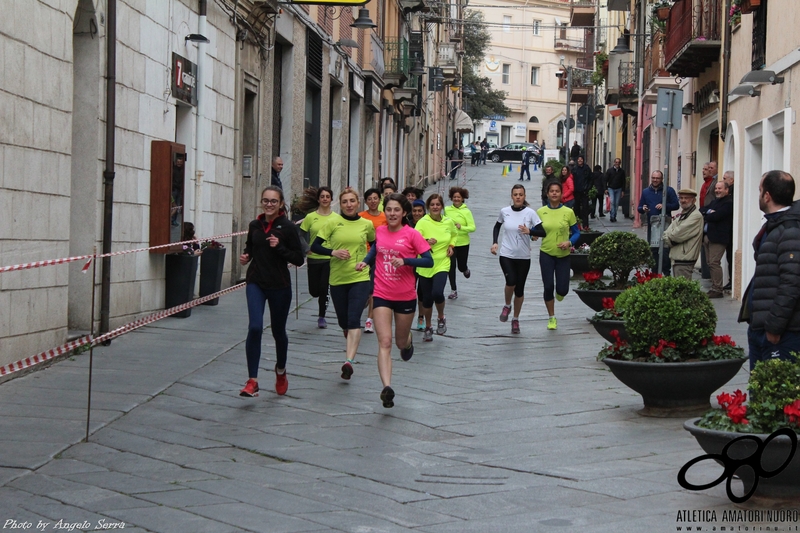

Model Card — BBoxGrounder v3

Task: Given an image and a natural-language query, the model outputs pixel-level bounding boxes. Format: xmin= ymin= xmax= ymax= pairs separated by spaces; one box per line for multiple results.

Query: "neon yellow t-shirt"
xmin=300 ymin=211 xmax=341 ymax=260
xmin=414 ymin=215 xmax=457 ymax=278
xmin=536 ymin=205 xmax=577 ymax=258
xmin=443 ymin=204 xmax=476 ymax=246
xmin=316 ymin=216 xmax=376 ymax=286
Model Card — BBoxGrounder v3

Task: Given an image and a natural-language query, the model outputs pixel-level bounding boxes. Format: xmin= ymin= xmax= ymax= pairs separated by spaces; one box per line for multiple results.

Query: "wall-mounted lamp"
xmin=707 ymin=90 xmax=720 ymax=104
xmin=681 ymin=103 xmax=694 ymax=115
xmin=185 ymin=33 xmax=210 ymax=44
xmin=729 ymin=84 xmax=761 ymax=97
xmin=611 ymin=35 xmax=631 ymax=54
xmin=740 ymin=69 xmax=784 ymax=85
xmin=410 ymin=58 xmax=425 ymax=76
xmin=334 ymin=38 xmax=359 ymax=49
xmin=351 ymin=8 xmax=377 ymax=29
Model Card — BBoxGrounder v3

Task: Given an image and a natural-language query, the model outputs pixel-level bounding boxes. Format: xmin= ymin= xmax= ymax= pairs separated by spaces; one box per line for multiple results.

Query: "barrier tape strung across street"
xmin=0 ymin=283 xmax=246 ymax=377
xmin=0 ymin=230 xmax=249 ymax=274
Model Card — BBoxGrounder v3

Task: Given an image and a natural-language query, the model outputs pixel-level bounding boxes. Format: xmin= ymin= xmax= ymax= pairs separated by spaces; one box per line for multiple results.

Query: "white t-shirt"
xmin=497 ymin=205 xmax=542 ymax=259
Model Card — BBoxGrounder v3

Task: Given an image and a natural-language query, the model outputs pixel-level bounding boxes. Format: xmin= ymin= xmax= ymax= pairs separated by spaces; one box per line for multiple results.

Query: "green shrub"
xmin=748 ymin=358 xmax=800 ymax=432
xmin=588 ymin=231 xmax=654 ymax=288
xmin=622 ymin=277 xmax=716 ymax=353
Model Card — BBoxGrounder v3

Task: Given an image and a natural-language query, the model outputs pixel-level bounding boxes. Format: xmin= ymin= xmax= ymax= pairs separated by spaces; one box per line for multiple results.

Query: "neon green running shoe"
xmin=547 ymin=317 xmax=557 ymax=330
xmin=555 ymin=293 xmax=565 ymax=302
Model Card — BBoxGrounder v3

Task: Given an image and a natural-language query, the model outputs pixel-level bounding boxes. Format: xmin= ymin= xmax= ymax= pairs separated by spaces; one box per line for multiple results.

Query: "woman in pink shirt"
xmin=357 ymin=194 xmax=432 ymax=408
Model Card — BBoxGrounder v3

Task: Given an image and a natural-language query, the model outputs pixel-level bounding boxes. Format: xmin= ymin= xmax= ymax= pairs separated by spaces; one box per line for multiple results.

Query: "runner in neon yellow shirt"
xmin=414 ymin=194 xmax=457 ymax=342
xmin=444 ymin=186 xmax=476 ymax=300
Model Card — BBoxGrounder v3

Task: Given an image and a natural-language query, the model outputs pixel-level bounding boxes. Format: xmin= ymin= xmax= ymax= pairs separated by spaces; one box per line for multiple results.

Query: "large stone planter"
xmin=569 ymin=253 xmax=593 ymax=278
xmin=602 ymin=357 xmax=747 ymax=417
xmin=683 ymin=418 xmax=800 ymax=501
xmin=575 ymin=230 xmax=604 ymax=247
xmin=165 ymin=253 xmax=198 ymax=318
xmin=590 ymin=319 xmax=629 ymax=344
xmin=574 ymin=288 xmax=624 ymax=312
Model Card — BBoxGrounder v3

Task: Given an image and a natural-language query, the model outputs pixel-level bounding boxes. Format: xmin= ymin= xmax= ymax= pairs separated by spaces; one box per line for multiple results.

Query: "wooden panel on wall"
xmin=150 ymin=140 xmax=186 ymax=252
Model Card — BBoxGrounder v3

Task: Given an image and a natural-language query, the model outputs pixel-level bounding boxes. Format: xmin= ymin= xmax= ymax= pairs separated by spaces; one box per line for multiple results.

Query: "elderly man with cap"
xmin=662 ymin=188 xmax=704 ymax=280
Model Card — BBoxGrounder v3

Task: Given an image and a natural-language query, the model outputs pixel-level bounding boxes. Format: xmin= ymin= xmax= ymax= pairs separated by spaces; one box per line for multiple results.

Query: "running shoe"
xmin=511 ymin=319 xmax=520 ymax=334
xmin=417 ymin=316 xmax=425 ymax=331
xmin=555 ymin=293 xmax=564 ymax=302
xmin=380 ymin=386 xmax=395 ymax=408
xmin=400 ymin=341 xmax=414 ymax=361
xmin=364 ymin=318 xmax=374 ymax=333
xmin=547 ymin=317 xmax=557 ymax=330
xmin=436 ymin=317 xmax=447 ymax=335
xmin=239 ymin=379 xmax=259 ymax=397
xmin=318 ymin=317 xmax=327 ymax=329
xmin=423 ymin=327 xmax=433 ymax=342
xmin=341 ymin=361 xmax=353 ymax=380
xmin=448 ymin=290 xmax=458 ymax=300
xmin=275 ymin=365 xmax=288 ymax=395
xmin=499 ymin=305 xmax=512 ymax=322
xmin=464 ymin=269 xmax=471 ymax=279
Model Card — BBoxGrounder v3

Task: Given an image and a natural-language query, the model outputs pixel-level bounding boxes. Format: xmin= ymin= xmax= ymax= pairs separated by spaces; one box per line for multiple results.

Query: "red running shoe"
xmin=239 ymin=379 xmax=259 ymax=397
xmin=275 ymin=365 xmax=288 ymax=395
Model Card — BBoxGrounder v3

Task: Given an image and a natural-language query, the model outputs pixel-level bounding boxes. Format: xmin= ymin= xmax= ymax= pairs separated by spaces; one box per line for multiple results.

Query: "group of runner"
xmin=237 ymin=176 xmax=579 ymax=408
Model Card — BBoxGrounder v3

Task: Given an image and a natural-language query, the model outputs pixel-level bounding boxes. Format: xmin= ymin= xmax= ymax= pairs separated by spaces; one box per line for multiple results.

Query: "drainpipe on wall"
xmin=720 ymin=0 xmax=732 ymax=142
xmin=194 ymin=0 xmax=208 ymax=238
xmin=99 ymin=0 xmax=117 ymax=337
xmin=632 ymin=0 xmax=646 ymax=228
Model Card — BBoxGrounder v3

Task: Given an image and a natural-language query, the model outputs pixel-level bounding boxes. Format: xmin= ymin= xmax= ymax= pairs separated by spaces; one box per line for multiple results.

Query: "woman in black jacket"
xmin=238 ymin=186 xmax=305 ymax=397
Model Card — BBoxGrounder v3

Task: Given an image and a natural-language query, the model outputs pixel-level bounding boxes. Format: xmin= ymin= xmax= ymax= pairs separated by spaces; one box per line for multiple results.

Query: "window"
xmin=503 ymin=15 xmax=512 ymax=33
xmin=502 ymin=64 xmax=510 ymax=84
xmin=530 ymin=66 xmax=540 ymax=85
xmin=533 ymin=19 xmax=541 ymax=35
xmin=752 ymin=1 xmax=767 ymax=71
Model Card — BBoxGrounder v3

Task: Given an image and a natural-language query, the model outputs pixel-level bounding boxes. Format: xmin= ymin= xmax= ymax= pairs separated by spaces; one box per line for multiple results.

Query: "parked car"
xmin=489 ymin=143 xmax=538 ymax=163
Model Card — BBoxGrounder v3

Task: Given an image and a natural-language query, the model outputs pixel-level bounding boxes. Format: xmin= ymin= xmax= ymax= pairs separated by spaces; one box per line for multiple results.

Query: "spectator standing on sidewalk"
xmin=312 ymin=188 xmax=376 ymax=381
xmin=271 ymin=157 xmax=284 ymax=190
xmin=519 ymin=148 xmax=533 ymax=181
xmin=604 ymin=158 xmax=626 ymax=222
xmin=239 ymin=186 xmax=305 ymax=398
xmin=637 ymin=170 xmax=679 ymax=276
xmin=723 ymin=171 xmax=735 ymax=289
xmin=740 ymin=170 xmax=800 ymax=370
xmin=480 ymin=138 xmax=489 ymax=165
xmin=357 ymin=194 xmax=432 ymax=408
xmin=298 ymin=186 xmax=339 ymax=329
xmin=560 ymin=166 xmax=575 ymax=208
xmin=662 ymin=189 xmax=703 ymax=280
xmin=570 ymin=141 xmax=582 ymax=161
xmin=700 ymin=181 xmax=733 ymax=298
xmin=540 ymin=164 xmax=556 ymax=206
xmin=448 ymin=145 xmax=463 ymax=180
xmin=571 ymin=156 xmax=592 ymax=229
xmin=589 ymin=164 xmax=606 ymax=218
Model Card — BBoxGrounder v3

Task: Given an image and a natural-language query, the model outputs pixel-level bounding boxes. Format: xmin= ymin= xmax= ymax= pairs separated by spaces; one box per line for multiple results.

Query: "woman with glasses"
xmin=298 ymin=186 xmax=338 ymax=329
xmin=312 ymin=188 xmax=376 ymax=381
xmin=238 ymin=186 xmax=305 ymax=398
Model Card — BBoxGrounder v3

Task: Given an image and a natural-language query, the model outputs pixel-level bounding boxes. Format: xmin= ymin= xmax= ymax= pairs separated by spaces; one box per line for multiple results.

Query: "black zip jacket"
xmin=244 ymin=213 xmax=305 ymax=290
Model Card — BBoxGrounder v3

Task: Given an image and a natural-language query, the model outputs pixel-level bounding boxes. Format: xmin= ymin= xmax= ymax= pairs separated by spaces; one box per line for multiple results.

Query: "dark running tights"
xmin=448 ymin=245 xmax=470 ymax=290
xmin=245 ymin=283 xmax=292 ymax=378
xmin=307 ymin=261 xmax=330 ymax=317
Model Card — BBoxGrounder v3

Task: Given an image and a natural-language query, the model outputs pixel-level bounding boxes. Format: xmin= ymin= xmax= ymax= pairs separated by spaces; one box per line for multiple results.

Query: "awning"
xmin=554 ymin=16 xmax=562 ymax=26
xmin=455 ymin=109 xmax=473 ymax=132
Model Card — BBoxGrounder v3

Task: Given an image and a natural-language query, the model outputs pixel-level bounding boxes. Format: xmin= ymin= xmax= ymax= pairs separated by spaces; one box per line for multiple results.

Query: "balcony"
xmin=643 ymin=37 xmax=677 ymax=103
xmin=570 ymin=68 xmax=594 ymax=103
xmin=554 ymin=26 xmax=587 ymax=54
xmin=664 ymin=0 xmax=722 ymax=78
xmin=570 ymin=0 xmax=597 ymax=27
xmin=618 ymin=61 xmax=639 ymax=104
xmin=383 ymin=39 xmax=410 ymax=89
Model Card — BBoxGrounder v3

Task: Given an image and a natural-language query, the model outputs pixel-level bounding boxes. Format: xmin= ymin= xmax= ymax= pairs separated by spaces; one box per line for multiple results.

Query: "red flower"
xmin=602 ymin=297 xmax=616 ymax=309
xmin=727 ymin=404 xmax=749 ymax=425
xmin=649 ymin=339 xmax=676 ymax=358
xmin=716 ymin=392 xmax=733 ymax=407
xmin=785 ymin=400 xmax=800 ymax=424
xmin=701 ymin=338 xmax=709 ymax=346
xmin=634 ymin=269 xmax=663 ymax=284
xmin=583 ymin=270 xmax=602 ymax=284
xmin=711 ymin=334 xmax=735 ymax=347
xmin=609 ymin=329 xmax=620 ymax=339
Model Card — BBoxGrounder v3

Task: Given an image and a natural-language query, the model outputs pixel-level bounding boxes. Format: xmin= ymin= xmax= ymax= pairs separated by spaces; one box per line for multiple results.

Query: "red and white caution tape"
xmin=0 ymin=231 xmax=248 ymax=274
xmin=0 ymin=283 xmax=246 ymax=377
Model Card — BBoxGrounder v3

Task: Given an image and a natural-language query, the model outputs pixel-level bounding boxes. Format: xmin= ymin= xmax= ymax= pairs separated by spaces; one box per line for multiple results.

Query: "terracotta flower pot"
xmin=656 ymin=6 xmax=671 ymax=21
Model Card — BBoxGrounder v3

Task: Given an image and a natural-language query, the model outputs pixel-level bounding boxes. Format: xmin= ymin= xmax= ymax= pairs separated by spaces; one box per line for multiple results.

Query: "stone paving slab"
xmin=0 ymin=164 xmax=777 ymax=532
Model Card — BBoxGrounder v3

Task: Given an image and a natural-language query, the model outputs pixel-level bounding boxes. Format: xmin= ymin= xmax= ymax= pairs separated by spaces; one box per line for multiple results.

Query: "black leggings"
xmin=539 ymin=252 xmax=570 ymax=302
xmin=448 ymin=245 xmax=470 ymax=290
xmin=418 ymin=271 xmax=448 ymax=308
xmin=330 ymin=281 xmax=370 ymax=331
xmin=499 ymin=256 xmax=531 ymax=297
xmin=307 ymin=260 xmax=330 ymax=317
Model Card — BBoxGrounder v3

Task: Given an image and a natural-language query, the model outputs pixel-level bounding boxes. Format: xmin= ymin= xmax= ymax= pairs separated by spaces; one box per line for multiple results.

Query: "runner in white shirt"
xmin=490 ymin=184 xmax=545 ymax=334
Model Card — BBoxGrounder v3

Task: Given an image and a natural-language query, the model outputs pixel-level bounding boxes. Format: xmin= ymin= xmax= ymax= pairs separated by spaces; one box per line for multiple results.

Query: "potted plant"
xmin=653 ymin=0 xmax=672 ymax=22
xmin=729 ymin=0 xmax=742 ymax=27
xmin=569 ymin=243 xmax=593 ymax=278
xmin=165 ymin=244 xmax=200 ymax=318
xmin=588 ymin=270 xmax=660 ymax=341
xmin=199 ymin=240 xmax=226 ymax=306
xmin=684 ymin=358 xmax=800 ymax=499
xmin=597 ymin=277 xmax=747 ymax=416
xmin=740 ymin=0 xmax=760 ymax=15
xmin=574 ymin=231 xmax=653 ymax=311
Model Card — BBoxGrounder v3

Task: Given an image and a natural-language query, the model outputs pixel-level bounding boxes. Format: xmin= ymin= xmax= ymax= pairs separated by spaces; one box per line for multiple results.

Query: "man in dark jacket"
xmin=540 ymin=164 xmax=556 ymax=206
xmin=570 ymin=141 xmax=582 ymax=161
xmin=271 ymin=156 xmax=284 ymax=190
xmin=589 ymin=165 xmax=606 ymax=218
xmin=700 ymin=181 xmax=733 ymax=298
xmin=604 ymin=158 xmax=626 ymax=222
xmin=741 ymin=170 xmax=800 ymax=370
xmin=571 ymin=156 xmax=592 ymax=229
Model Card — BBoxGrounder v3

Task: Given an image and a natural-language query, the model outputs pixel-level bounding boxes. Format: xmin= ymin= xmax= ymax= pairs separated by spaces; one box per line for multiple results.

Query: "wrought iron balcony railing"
xmin=618 ymin=61 xmax=639 ymax=97
xmin=664 ymin=0 xmax=722 ymax=78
